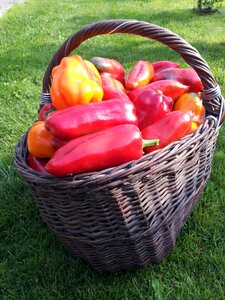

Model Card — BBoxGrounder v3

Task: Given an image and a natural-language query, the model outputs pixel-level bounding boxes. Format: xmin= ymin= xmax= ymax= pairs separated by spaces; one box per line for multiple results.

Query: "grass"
xmin=0 ymin=0 xmax=225 ymax=299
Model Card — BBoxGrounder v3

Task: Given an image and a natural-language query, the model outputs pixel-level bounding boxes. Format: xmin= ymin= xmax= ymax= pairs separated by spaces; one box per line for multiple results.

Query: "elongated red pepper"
xmin=50 ymin=131 xmax=106 ymax=158
xmin=45 ymin=99 xmax=137 ymax=140
xmin=128 ymin=79 xmax=189 ymax=102
xmin=153 ymin=68 xmax=203 ymax=93
xmin=90 ymin=57 xmax=125 ymax=84
xmin=27 ymin=154 xmax=49 ymax=174
xmin=152 ymin=61 xmax=179 ymax=73
xmin=101 ymin=74 xmax=129 ymax=101
xmin=45 ymin=124 xmax=159 ymax=177
xmin=125 ymin=60 xmax=154 ymax=90
xmin=38 ymin=103 xmax=55 ymax=121
xmin=134 ymin=90 xmax=173 ymax=130
xmin=142 ymin=111 xmax=192 ymax=153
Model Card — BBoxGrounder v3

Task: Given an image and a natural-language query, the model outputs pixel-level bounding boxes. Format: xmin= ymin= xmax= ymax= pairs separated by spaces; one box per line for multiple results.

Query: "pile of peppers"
xmin=27 ymin=54 xmax=205 ymax=177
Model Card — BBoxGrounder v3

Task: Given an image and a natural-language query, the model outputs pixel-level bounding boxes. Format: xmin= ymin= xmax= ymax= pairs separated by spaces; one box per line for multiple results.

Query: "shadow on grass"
xmin=1 ymin=146 xmax=224 ymax=300
xmin=1 ymin=36 xmax=224 ymax=76
xmin=1 ymin=8 xmax=224 ymax=88
xmin=1 ymin=2 xmax=224 ymax=86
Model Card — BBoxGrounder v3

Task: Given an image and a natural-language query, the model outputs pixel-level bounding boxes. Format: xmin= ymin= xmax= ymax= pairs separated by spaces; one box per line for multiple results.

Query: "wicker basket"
xmin=14 ymin=20 xmax=224 ymax=273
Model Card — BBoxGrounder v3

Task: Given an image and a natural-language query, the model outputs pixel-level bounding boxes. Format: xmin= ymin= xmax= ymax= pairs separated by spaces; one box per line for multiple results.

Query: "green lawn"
xmin=0 ymin=0 xmax=225 ymax=299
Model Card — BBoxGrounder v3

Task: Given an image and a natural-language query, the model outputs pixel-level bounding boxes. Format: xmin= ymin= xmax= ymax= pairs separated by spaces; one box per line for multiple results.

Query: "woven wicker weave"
xmin=14 ymin=20 xmax=224 ymax=273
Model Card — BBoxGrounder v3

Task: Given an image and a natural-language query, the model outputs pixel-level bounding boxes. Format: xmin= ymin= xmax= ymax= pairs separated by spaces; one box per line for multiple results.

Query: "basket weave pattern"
xmin=14 ymin=20 xmax=224 ymax=272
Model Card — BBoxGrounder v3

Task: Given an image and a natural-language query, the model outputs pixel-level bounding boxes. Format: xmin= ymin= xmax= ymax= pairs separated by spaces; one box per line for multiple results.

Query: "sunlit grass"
xmin=0 ymin=0 xmax=224 ymax=299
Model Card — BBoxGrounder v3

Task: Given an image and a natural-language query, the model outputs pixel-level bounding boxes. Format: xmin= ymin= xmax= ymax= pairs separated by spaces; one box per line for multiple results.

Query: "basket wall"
xmin=15 ymin=118 xmax=218 ymax=272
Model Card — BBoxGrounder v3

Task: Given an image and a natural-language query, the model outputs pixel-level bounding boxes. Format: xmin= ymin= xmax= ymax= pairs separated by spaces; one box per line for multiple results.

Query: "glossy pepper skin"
xmin=134 ymin=90 xmax=173 ymax=130
xmin=152 ymin=61 xmax=179 ymax=73
xmin=51 ymin=136 xmax=68 ymax=150
xmin=27 ymin=121 xmax=56 ymax=158
xmin=45 ymin=124 xmax=158 ymax=177
xmin=38 ymin=103 xmax=55 ymax=121
xmin=128 ymin=79 xmax=189 ymax=102
xmin=142 ymin=111 xmax=192 ymax=153
xmin=90 ymin=57 xmax=125 ymax=84
xmin=153 ymin=68 xmax=203 ymax=93
xmin=45 ymin=99 xmax=138 ymax=140
xmin=83 ymin=60 xmax=104 ymax=102
xmin=50 ymin=55 xmax=103 ymax=110
xmin=125 ymin=61 xmax=154 ymax=90
xmin=27 ymin=154 xmax=49 ymax=174
xmin=173 ymin=92 xmax=205 ymax=125
xmin=101 ymin=74 xmax=129 ymax=101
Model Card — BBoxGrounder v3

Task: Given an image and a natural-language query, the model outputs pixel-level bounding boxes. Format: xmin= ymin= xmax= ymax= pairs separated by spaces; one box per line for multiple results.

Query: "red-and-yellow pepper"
xmin=50 ymin=55 xmax=103 ymax=110
xmin=125 ymin=60 xmax=154 ymax=90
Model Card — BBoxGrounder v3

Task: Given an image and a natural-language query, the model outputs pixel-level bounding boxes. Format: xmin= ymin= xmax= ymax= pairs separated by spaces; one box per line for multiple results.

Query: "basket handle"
xmin=42 ymin=19 xmax=224 ymax=124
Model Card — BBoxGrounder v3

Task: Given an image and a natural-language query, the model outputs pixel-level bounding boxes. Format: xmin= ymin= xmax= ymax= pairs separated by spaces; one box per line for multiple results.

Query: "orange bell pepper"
xmin=173 ymin=92 xmax=205 ymax=125
xmin=50 ymin=55 xmax=103 ymax=109
xmin=27 ymin=121 xmax=56 ymax=158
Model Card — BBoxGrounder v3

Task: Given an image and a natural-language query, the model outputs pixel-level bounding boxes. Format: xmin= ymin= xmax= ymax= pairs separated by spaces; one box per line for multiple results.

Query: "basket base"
xmin=57 ymin=184 xmax=204 ymax=273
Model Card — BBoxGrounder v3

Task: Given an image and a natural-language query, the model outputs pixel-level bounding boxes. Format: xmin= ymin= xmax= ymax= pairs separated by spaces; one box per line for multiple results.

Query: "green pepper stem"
xmin=142 ymin=139 xmax=159 ymax=148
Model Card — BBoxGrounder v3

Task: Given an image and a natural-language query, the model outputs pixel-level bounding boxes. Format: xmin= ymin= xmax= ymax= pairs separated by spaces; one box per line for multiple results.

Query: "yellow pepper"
xmin=50 ymin=55 xmax=103 ymax=110
xmin=190 ymin=121 xmax=199 ymax=134
xmin=27 ymin=121 xmax=56 ymax=158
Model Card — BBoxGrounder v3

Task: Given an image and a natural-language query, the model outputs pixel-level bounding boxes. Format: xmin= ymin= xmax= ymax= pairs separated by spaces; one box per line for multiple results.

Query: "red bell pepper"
xmin=152 ymin=61 xmax=179 ymax=73
xmin=134 ymin=90 xmax=173 ymax=130
xmin=45 ymin=124 xmax=159 ymax=177
xmin=125 ymin=60 xmax=154 ymax=90
xmin=38 ymin=103 xmax=55 ymax=121
xmin=90 ymin=57 xmax=125 ymax=84
xmin=45 ymin=99 xmax=138 ymax=140
xmin=101 ymin=74 xmax=129 ymax=101
xmin=153 ymin=68 xmax=203 ymax=93
xmin=27 ymin=154 xmax=49 ymax=174
xmin=128 ymin=79 xmax=189 ymax=102
xmin=142 ymin=111 xmax=192 ymax=153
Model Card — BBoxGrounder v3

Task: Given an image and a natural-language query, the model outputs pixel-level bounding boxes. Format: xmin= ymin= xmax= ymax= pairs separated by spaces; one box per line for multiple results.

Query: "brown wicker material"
xmin=14 ymin=20 xmax=224 ymax=273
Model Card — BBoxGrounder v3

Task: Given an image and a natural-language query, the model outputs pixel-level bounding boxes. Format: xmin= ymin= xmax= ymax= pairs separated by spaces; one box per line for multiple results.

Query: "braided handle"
xmin=42 ymin=19 xmax=224 ymax=123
